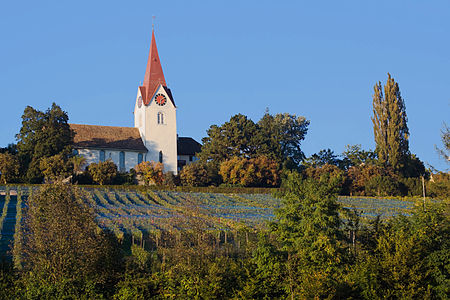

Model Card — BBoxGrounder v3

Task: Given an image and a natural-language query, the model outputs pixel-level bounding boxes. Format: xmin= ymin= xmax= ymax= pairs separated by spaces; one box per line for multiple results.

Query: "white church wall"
xmin=137 ymin=85 xmax=178 ymax=175
xmin=77 ymin=148 xmax=145 ymax=172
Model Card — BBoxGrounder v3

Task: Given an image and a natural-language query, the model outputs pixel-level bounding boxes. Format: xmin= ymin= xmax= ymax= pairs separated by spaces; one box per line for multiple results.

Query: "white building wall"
xmin=77 ymin=148 xmax=145 ymax=172
xmin=134 ymin=85 xmax=178 ymax=174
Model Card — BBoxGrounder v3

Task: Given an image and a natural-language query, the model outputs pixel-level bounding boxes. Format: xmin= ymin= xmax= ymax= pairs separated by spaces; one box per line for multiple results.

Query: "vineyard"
xmin=0 ymin=186 xmax=428 ymax=257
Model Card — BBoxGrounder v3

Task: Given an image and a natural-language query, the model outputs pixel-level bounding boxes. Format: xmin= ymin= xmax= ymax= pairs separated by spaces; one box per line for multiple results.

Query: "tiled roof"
xmin=70 ymin=124 xmax=147 ymax=152
xmin=177 ymin=137 xmax=202 ymax=156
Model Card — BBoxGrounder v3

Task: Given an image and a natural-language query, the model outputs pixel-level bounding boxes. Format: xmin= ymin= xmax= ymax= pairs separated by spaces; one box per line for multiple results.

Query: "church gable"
xmin=147 ymin=85 xmax=176 ymax=109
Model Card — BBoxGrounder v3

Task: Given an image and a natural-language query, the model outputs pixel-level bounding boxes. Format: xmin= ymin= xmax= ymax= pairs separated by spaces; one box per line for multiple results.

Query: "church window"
xmin=138 ymin=153 xmax=143 ymax=164
xmin=99 ymin=150 xmax=105 ymax=162
xmin=159 ymin=151 xmax=163 ymax=163
xmin=189 ymin=155 xmax=193 ymax=162
xmin=157 ymin=112 xmax=164 ymax=124
xmin=73 ymin=149 xmax=78 ymax=156
xmin=119 ymin=151 xmax=125 ymax=172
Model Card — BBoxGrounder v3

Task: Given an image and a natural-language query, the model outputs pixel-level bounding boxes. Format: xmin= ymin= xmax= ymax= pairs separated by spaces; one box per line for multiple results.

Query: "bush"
xmin=135 ymin=161 xmax=164 ymax=185
xmin=219 ymin=156 xmax=281 ymax=187
xmin=114 ymin=169 xmax=137 ymax=185
xmin=180 ymin=162 xmax=210 ymax=187
xmin=88 ymin=160 xmax=118 ymax=185
xmin=163 ymin=171 xmax=180 ymax=187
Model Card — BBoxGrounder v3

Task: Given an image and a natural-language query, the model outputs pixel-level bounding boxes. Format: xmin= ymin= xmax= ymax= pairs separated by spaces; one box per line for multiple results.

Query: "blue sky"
xmin=1 ymin=1 xmax=449 ymax=170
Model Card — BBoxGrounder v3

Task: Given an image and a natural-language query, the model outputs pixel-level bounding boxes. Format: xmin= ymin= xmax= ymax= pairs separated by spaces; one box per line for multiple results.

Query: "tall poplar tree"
xmin=372 ymin=73 xmax=409 ymax=171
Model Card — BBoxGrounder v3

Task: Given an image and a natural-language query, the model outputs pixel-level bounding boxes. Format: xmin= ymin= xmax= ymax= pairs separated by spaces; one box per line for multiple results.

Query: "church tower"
xmin=134 ymin=30 xmax=178 ymax=174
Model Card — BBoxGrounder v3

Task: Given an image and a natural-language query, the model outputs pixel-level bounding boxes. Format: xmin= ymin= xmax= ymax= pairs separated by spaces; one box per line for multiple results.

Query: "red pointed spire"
xmin=141 ymin=30 xmax=166 ymax=105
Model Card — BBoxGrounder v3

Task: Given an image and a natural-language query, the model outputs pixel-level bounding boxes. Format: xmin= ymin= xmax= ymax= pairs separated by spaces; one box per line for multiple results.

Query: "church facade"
xmin=71 ymin=30 xmax=201 ymax=175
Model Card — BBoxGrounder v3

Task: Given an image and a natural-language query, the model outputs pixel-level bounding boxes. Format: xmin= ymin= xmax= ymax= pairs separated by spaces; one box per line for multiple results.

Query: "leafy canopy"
xmin=16 ymin=103 xmax=73 ymax=183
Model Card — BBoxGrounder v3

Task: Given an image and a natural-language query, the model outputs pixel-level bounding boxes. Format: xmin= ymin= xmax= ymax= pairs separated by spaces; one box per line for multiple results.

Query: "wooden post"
xmin=422 ymin=176 xmax=426 ymax=210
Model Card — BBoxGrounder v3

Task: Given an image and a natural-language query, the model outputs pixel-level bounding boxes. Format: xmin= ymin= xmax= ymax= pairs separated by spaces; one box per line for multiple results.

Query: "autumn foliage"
xmin=135 ymin=161 xmax=164 ymax=185
xmin=179 ymin=162 xmax=209 ymax=187
xmin=219 ymin=156 xmax=280 ymax=187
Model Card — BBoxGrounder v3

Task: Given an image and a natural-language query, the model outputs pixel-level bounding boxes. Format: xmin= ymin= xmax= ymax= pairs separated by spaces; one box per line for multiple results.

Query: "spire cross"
xmin=152 ymin=16 xmax=156 ymax=30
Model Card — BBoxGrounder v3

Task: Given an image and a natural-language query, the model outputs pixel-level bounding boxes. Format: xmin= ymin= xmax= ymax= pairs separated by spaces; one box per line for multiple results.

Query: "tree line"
xmin=0 ymin=74 xmax=449 ymax=198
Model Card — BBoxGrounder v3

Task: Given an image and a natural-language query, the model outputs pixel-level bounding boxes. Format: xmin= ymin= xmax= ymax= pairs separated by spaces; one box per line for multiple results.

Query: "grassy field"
xmin=0 ymin=186 xmax=431 ymax=257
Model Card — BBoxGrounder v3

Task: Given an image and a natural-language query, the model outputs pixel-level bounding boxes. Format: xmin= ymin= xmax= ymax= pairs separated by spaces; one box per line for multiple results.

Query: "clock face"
xmin=155 ymin=93 xmax=167 ymax=106
xmin=138 ymin=96 xmax=143 ymax=108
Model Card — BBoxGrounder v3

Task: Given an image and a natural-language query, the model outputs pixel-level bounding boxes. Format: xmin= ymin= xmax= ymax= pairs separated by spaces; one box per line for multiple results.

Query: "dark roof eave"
xmin=74 ymin=145 xmax=148 ymax=152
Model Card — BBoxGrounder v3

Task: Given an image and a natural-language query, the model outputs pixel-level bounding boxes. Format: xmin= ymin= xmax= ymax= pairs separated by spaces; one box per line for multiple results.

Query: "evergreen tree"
xmin=16 ymin=103 xmax=74 ymax=183
xmin=372 ymin=73 xmax=409 ymax=171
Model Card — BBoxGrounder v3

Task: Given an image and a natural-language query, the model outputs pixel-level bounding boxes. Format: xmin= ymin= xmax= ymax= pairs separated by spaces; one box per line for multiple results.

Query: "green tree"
xmin=0 ymin=143 xmax=17 ymax=155
xmin=18 ymin=184 xmax=120 ymax=298
xmin=341 ymin=144 xmax=377 ymax=168
xmin=372 ymin=73 xmax=409 ymax=171
xmin=0 ymin=152 xmax=19 ymax=184
xmin=353 ymin=203 xmax=450 ymax=299
xmin=39 ymin=154 xmax=71 ymax=182
xmin=16 ymin=103 xmax=73 ymax=183
xmin=199 ymin=114 xmax=263 ymax=163
xmin=88 ymin=160 xmax=118 ymax=185
xmin=265 ymin=172 xmax=350 ymax=298
xmin=258 ymin=112 xmax=310 ymax=166
xmin=436 ymin=122 xmax=450 ymax=164
xmin=303 ymin=148 xmax=341 ymax=169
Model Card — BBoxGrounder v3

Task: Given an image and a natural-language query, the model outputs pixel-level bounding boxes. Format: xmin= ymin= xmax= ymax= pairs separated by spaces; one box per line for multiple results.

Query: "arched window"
xmin=99 ymin=150 xmax=105 ymax=162
xmin=119 ymin=151 xmax=125 ymax=172
xmin=157 ymin=112 xmax=164 ymax=124
xmin=159 ymin=151 xmax=163 ymax=163
xmin=138 ymin=153 xmax=143 ymax=164
xmin=73 ymin=149 xmax=79 ymax=156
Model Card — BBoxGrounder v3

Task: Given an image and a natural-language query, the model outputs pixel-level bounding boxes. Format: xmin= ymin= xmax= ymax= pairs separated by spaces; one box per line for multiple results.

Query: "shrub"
xmin=163 ymin=171 xmax=180 ymax=187
xmin=180 ymin=162 xmax=210 ymax=187
xmin=88 ymin=160 xmax=118 ymax=185
xmin=135 ymin=161 xmax=164 ymax=185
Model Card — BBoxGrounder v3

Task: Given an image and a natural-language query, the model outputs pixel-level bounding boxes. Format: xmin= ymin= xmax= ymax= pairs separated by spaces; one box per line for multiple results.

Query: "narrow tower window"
xmin=119 ymin=151 xmax=125 ymax=172
xmin=157 ymin=112 xmax=164 ymax=124
xmin=138 ymin=153 xmax=143 ymax=164
xmin=159 ymin=151 xmax=163 ymax=163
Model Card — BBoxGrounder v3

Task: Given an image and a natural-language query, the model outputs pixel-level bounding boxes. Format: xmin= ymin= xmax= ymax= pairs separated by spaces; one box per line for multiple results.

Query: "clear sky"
xmin=1 ymin=1 xmax=449 ymax=170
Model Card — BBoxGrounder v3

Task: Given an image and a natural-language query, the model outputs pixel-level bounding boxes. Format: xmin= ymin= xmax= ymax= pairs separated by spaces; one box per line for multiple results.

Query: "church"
xmin=70 ymin=30 xmax=201 ymax=175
